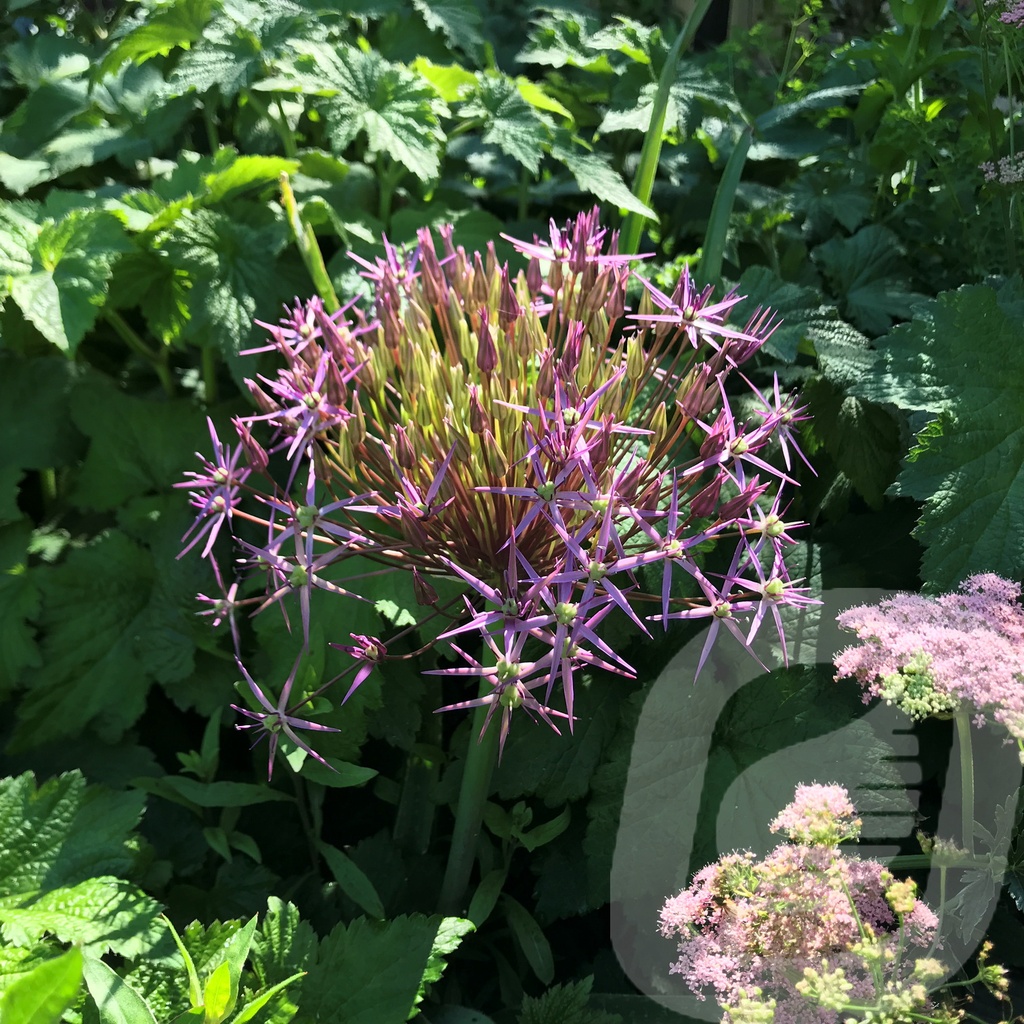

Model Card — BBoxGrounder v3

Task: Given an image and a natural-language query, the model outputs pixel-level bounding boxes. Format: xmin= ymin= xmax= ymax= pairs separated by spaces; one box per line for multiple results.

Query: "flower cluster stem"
xmin=955 ymin=708 xmax=975 ymax=855
xmin=438 ymin=675 xmax=500 ymax=916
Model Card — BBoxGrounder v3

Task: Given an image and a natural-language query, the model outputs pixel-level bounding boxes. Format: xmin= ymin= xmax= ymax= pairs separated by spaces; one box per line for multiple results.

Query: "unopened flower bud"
xmin=690 ymin=476 xmax=722 ymax=517
xmin=498 ymin=265 xmax=521 ymax=331
xmin=476 ymin=310 xmax=497 ymax=374
xmin=413 ymin=568 xmax=439 ymax=606
xmin=469 ymin=385 xmax=490 ymax=434
xmin=393 ymin=426 xmax=416 ymax=470
xmin=626 ymin=334 xmax=645 ymax=383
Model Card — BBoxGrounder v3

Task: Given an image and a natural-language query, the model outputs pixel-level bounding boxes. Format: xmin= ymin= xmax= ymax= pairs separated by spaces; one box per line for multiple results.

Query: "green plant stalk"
xmin=621 ymin=0 xmax=713 ymax=256
xmin=955 ymin=708 xmax=975 ymax=855
xmin=245 ymin=90 xmax=298 ymax=159
xmin=438 ymin=666 xmax=500 ymax=915
xmin=394 ymin=681 xmax=443 ymax=855
xmin=102 ymin=308 xmax=175 ymax=396
xmin=280 ymin=173 xmax=341 ymax=313
xmin=695 ymin=127 xmax=752 ymax=289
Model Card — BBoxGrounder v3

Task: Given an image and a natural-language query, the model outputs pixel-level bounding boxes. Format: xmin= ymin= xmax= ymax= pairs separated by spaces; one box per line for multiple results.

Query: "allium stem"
xmin=439 ymin=671 xmax=501 ymax=916
xmin=954 ymin=708 xmax=975 ymax=855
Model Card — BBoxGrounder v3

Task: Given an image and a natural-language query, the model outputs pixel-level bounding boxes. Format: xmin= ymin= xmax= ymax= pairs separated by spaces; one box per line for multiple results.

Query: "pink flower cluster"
xmin=659 ymin=786 xmax=939 ymax=1024
xmin=980 ymin=152 xmax=1024 ymax=185
xmin=834 ymin=574 xmax=1024 ymax=754
xmin=769 ymin=783 xmax=861 ymax=847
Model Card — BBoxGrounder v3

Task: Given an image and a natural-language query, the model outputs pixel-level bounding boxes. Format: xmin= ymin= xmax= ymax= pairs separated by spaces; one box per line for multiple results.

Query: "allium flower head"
xmin=180 ymin=209 xmax=811 ymax=772
xmin=834 ymin=574 xmax=1024 ymax=757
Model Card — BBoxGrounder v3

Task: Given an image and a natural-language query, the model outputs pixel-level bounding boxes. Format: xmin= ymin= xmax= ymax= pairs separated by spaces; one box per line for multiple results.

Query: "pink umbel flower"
xmin=179 ymin=209 xmax=812 ymax=774
xmin=769 ymin=783 xmax=861 ymax=847
xmin=659 ymin=786 xmax=941 ymax=1024
xmin=834 ymin=574 xmax=1024 ymax=757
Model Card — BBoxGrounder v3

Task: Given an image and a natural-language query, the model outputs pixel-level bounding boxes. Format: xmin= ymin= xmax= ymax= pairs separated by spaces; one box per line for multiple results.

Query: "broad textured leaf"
xmin=0 ymin=523 xmax=40 ymax=696
xmin=0 ymin=947 xmax=82 ymax=1024
xmin=518 ymin=976 xmax=618 ymax=1024
xmin=312 ymin=45 xmax=448 ymax=181
xmin=517 ymin=9 xmax=608 ymax=71
xmin=0 ymin=205 xmax=130 ymax=355
xmin=0 ymin=879 xmax=162 ymax=958
xmin=69 ymin=379 xmax=208 ymax=510
xmin=411 ymin=0 xmax=483 ymax=54
xmin=160 ymin=208 xmax=288 ymax=369
xmin=100 ymin=0 xmax=215 ymax=74
xmin=493 ymin=672 xmax=621 ymax=807
xmin=550 ymin=138 xmax=655 ymax=218
xmin=248 ymin=897 xmax=316 ymax=1018
xmin=462 ymin=75 xmax=552 ymax=175
xmin=850 ymin=283 xmax=1024 ymax=588
xmin=730 ymin=267 xmax=824 ymax=362
xmin=13 ymin=533 xmax=158 ymax=747
xmin=813 ymin=225 xmax=922 ymax=336
xmin=0 ymin=154 xmax=52 ymax=196
xmin=802 ymin=375 xmax=901 ymax=508
xmin=0 ymin=773 xmax=161 ymax=958
xmin=300 ymin=915 xmax=440 ymax=1023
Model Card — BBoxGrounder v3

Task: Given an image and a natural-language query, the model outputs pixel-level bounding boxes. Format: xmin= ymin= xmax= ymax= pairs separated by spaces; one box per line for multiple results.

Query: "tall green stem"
xmin=102 ymin=309 xmax=175 ymax=397
xmin=954 ymin=709 xmax=975 ymax=855
xmin=438 ymin=674 xmax=500 ymax=916
xmin=621 ymin=0 xmax=713 ymax=256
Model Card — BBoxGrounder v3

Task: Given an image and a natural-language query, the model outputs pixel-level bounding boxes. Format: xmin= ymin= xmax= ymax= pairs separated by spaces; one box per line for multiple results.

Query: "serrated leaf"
xmin=850 ymin=283 xmax=1024 ymax=588
xmin=463 ymin=75 xmax=552 ymax=175
xmin=311 ymin=44 xmax=448 ymax=181
xmin=550 ymin=138 xmax=655 ymax=218
xmin=518 ymin=975 xmax=616 ymax=1024
xmin=0 ymin=206 xmax=130 ymax=355
xmin=160 ymin=208 xmax=288 ymax=370
xmin=517 ymin=9 xmax=607 ymax=71
xmin=83 ymin=958 xmax=158 ymax=1024
xmin=13 ymin=533 xmax=156 ymax=748
xmin=411 ymin=0 xmax=483 ymax=54
xmin=100 ymin=0 xmax=215 ymax=75
xmin=802 ymin=375 xmax=900 ymax=507
xmin=300 ymin=915 xmax=440 ymax=1023
xmin=414 ymin=917 xmax=474 ymax=1009
xmin=0 ymin=153 xmax=53 ymax=195
xmin=0 ymin=947 xmax=82 ymax=1024
xmin=813 ymin=225 xmax=923 ymax=336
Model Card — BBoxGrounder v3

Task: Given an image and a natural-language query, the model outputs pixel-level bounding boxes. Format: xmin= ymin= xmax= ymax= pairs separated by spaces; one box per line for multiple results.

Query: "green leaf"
xmin=304 ymin=43 xmax=448 ymax=181
xmin=0 ymin=206 xmax=129 ymax=355
xmin=517 ymin=9 xmax=607 ymax=71
xmin=201 ymin=154 xmax=300 ymax=204
xmin=300 ymin=915 xmax=441 ymax=1024
xmin=550 ymin=137 xmax=655 ymax=219
xmin=813 ymin=225 xmax=923 ymax=336
xmin=850 ymin=283 xmax=1024 ymax=588
xmin=411 ymin=0 xmax=483 ymax=55
xmin=318 ymin=844 xmax=386 ymax=919
xmin=100 ymin=0 xmax=215 ymax=74
xmin=0 ymin=523 xmax=41 ymax=696
xmin=502 ymin=896 xmax=553 ymax=984
xmin=132 ymin=777 xmax=293 ymax=810
xmin=518 ymin=975 xmax=619 ymax=1024
xmin=215 ymin=914 xmax=258 ymax=1017
xmin=0 ymin=947 xmax=82 ymax=1024
xmin=12 ymin=532 xmax=161 ymax=748
xmin=82 ymin=957 xmax=158 ymax=1024
xmin=0 ymin=154 xmax=53 ymax=196
xmin=160 ymin=208 xmax=288 ymax=371
xmin=297 ymin=758 xmax=378 ymax=789
xmin=462 ymin=75 xmax=552 ymax=175
xmin=202 ymin=962 xmax=233 ymax=1024
xmin=801 ymin=375 xmax=901 ymax=508
xmin=413 ymin=917 xmax=474 ymax=1013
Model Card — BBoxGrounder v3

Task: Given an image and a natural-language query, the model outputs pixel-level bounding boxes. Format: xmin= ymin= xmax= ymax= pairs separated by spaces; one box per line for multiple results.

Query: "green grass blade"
xmin=696 ymin=126 xmax=752 ymax=289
